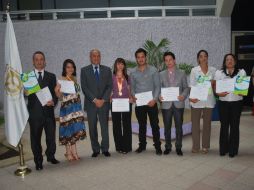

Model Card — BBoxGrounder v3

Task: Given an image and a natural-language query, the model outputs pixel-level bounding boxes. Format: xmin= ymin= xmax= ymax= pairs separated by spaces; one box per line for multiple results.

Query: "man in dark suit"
xmin=27 ymin=51 xmax=59 ymax=170
xmin=81 ymin=49 xmax=112 ymax=157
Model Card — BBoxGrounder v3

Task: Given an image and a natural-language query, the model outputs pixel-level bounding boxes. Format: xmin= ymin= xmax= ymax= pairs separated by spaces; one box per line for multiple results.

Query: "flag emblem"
xmin=5 ymin=65 xmax=22 ymax=96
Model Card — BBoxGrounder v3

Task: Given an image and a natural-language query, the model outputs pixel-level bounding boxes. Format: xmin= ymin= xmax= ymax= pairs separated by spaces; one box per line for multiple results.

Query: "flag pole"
xmin=6 ymin=3 xmax=10 ymax=13
xmin=5 ymin=3 xmax=32 ymax=177
xmin=14 ymin=142 xmax=32 ymax=177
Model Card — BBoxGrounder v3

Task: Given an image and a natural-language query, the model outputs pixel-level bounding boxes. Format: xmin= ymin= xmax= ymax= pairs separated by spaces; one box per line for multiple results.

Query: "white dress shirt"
xmin=214 ymin=69 xmax=246 ymax=102
xmin=34 ymin=69 xmax=45 ymax=79
xmin=189 ymin=65 xmax=216 ymax=108
xmin=92 ymin=64 xmax=100 ymax=74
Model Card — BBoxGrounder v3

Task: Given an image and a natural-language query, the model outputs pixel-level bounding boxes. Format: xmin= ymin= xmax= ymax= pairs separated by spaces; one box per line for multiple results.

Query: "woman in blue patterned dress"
xmin=55 ymin=59 xmax=86 ymax=161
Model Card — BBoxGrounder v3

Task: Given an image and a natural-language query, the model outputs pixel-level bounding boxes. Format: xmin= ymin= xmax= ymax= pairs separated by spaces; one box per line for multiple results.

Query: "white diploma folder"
xmin=216 ymin=78 xmax=235 ymax=93
xmin=36 ymin=87 xmax=53 ymax=106
xmin=112 ymin=98 xmax=130 ymax=112
xmin=189 ymin=85 xmax=209 ymax=101
xmin=161 ymin=87 xmax=179 ymax=101
xmin=58 ymin=80 xmax=76 ymax=94
xmin=135 ymin=91 xmax=153 ymax=106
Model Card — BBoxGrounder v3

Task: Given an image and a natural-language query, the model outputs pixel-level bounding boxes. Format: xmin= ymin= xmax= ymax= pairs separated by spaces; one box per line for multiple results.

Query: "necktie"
xmin=94 ymin=66 xmax=99 ymax=83
xmin=38 ymin=71 xmax=43 ymax=86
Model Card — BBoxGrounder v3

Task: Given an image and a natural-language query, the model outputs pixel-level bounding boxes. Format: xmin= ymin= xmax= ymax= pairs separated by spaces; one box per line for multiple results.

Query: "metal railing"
xmin=0 ymin=5 xmax=217 ymax=21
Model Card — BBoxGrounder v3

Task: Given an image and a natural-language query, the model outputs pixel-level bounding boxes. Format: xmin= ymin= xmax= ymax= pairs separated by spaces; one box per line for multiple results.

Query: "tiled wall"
xmin=0 ymin=16 xmax=231 ymax=109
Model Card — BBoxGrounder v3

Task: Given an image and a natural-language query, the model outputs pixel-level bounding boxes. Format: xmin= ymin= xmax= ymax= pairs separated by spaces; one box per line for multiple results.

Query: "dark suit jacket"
xmin=27 ymin=71 xmax=58 ymax=120
xmin=80 ymin=64 xmax=112 ymax=110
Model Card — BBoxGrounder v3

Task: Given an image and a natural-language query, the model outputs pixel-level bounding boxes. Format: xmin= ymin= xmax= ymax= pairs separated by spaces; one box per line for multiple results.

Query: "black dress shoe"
xmin=122 ymin=149 xmax=132 ymax=154
xmin=35 ymin=163 xmax=43 ymax=171
xmin=176 ymin=149 xmax=183 ymax=156
xmin=156 ymin=148 xmax=162 ymax=155
xmin=91 ymin=152 xmax=100 ymax=157
xmin=116 ymin=149 xmax=122 ymax=153
xmin=135 ymin=146 xmax=146 ymax=153
xmin=229 ymin=153 xmax=235 ymax=158
xmin=163 ymin=149 xmax=171 ymax=155
xmin=220 ymin=152 xmax=226 ymax=156
xmin=102 ymin=151 xmax=111 ymax=157
xmin=47 ymin=158 xmax=60 ymax=164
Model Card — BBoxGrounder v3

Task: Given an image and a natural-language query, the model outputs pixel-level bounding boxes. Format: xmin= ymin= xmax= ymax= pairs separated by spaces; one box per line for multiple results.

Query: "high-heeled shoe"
xmin=192 ymin=149 xmax=199 ymax=153
xmin=201 ymin=148 xmax=209 ymax=154
xmin=64 ymin=153 xmax=74 ymax=161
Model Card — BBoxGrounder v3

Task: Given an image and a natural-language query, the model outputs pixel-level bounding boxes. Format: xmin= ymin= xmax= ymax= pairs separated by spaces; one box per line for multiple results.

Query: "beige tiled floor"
xmin=0 ymin=115 xmax=254 ymax=190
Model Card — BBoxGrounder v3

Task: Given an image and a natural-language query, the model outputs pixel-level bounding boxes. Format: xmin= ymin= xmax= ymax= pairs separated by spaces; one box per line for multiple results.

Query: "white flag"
xmin=4 ymin=13 xmax=29 ymax=147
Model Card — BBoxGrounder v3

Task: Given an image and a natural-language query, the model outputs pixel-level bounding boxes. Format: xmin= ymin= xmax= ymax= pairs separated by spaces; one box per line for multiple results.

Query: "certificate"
xmin=161 ymin=87 xmax=179 ymax=101
xmin=20 ymin=71 xmax=40 ymax=95
xmin=216 ymin=78 xmax=235 ymax=93
xmin=196 ymin=76 xmax=212 ymax=95
xmin=135 ymin=91 xmax=153 ymax=106
xmin=58 ymin=80 xmax=76 ymax=94
xmin=112 ymin=98 xmax=129 ymax=112
xmin=189 ymin=85 xmax=209 ymax=101
xmin=234 ymin=76 xmax=250 ymax=96
xmin=36 ymin=87 xmax=53 ymax=106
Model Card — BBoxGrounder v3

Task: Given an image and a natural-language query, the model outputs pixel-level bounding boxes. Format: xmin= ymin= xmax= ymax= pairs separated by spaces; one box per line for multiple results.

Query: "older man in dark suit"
xmin=81 ymin=49 xmax=112 ymax=157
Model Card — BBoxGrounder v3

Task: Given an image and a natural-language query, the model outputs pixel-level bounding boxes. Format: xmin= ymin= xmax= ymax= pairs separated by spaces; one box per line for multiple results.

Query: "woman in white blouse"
xmin=189 ymin=50 xmax=216 ymax=154
xmin=214 ymin=53 xmax=246 ymax=158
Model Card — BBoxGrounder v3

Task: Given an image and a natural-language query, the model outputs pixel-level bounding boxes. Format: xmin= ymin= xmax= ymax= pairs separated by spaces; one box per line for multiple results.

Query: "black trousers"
xmin=218 ymin=100 xmax=243 ymax=155
xmin=111 ymin=104 xmax=132 ymax=152
xmin=162 ymin=104 xmax=184 ymax=150
xmin=29 ymin=116 xmax=56 ymax=164
xmin=135 ymin=104 xmax=161 ymax=149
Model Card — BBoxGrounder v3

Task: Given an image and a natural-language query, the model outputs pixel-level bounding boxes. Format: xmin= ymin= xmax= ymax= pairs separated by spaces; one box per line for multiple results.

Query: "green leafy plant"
xmin=125 ymin=60 xmax=137 ymax=68
xmin=126 ymin=38 xmax=194 ymax=75
xmin=126 ymin=38 xmax=170 ymax=71
xmin=143 ymin=38 xmax=170 ymax=72
xmin=177 ymin=63 xmax=194 ymax=75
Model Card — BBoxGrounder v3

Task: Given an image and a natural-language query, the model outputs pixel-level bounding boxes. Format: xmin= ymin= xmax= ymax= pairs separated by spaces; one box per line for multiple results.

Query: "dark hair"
xmin=222 ymin=53 xmax=239 ymax=78
xmin=62 ymin=59 xmax=76 ymax=77
xmin=163 ymin=51 xmax=175 ymax=60
xmin=197 ymin=50 xmax=208 ymax=65
xmin=33 ymin=51 xmax=45 ymax=60
xmin=135 ymin=48 xmax=147 ymax=58
xmin=113 ymin=58 xmax=128 ymax=81
xmin=197 ymin=50 xmax=208 ymax=59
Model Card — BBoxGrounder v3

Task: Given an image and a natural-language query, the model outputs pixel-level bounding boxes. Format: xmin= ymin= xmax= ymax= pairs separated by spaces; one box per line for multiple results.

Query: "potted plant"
xmin=126 ymin=38 xmax=194 ymax=74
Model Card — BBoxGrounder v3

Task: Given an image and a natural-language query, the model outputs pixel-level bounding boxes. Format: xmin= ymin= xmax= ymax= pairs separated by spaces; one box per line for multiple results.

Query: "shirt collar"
xmin=136 ymin=64 xmax=149 ymax=72
xmin=226 ymin=69 xmax=235 ymax=75
xmin=92 ymin=64 xmax=100 ymax=72
xmin=34 ymin=69 xmax=44 ymax=77
xmin=168 ymin=67 xmax=175 ymax=74
xmin=35 ymin=68 xmax=44 ymax=73
xmin=197 ymin=65 xmax=210 ymax=75
xmin=92 ymin=64 xmax=100 ymax=68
